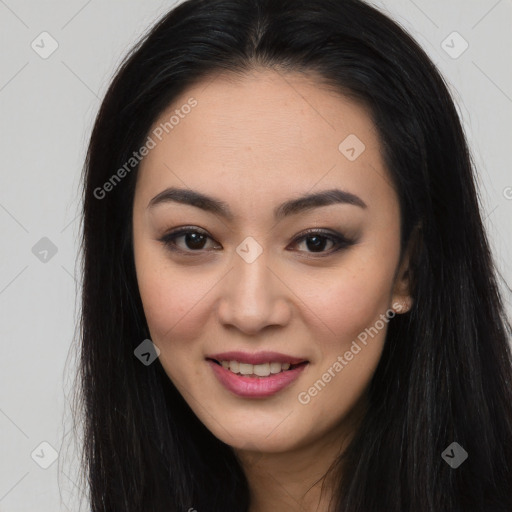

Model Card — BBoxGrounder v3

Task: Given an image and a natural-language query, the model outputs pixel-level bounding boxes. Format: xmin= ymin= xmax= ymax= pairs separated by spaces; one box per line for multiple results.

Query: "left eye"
xmin=291 ymin=229 xmax=356 ymax=254
xmin=159 ymin=227 xmax=354 ymax=255
xmin=294 ymin=232 xmax=339 ymax=253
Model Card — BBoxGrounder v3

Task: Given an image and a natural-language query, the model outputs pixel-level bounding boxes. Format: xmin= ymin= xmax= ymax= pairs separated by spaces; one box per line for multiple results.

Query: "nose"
xmin=215 ymin=250 xmax=292 ymax=335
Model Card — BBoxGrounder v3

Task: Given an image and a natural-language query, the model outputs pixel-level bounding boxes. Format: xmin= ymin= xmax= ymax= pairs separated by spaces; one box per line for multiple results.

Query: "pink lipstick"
xmin=206 ymin=351 xmax=309 ymax=398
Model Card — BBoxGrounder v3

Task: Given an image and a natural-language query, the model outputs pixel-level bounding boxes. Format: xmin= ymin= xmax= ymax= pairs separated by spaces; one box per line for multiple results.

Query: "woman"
xmin=74 ymin=0 xmax=512 ymax=510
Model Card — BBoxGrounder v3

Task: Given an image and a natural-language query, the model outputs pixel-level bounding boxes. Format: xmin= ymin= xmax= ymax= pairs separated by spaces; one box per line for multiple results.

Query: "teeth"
xmin=270 ymin=362 xmax=282 ymax=374
xmin=239 ymin=363 xmax=253 ymax=375
xmin=254 ymin=363 xmax=270 ymax=376
xmin=218 ymin=360 xmax=296 ymax=376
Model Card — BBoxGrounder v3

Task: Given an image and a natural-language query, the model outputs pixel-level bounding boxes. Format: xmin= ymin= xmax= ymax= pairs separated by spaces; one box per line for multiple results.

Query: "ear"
xmin=391 ymin=223 xmax=422 ymax=314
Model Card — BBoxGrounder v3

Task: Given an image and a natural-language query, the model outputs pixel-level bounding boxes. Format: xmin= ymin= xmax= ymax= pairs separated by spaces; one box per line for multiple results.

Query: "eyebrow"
xmin=147 ymin=186 xmax=367 ymax=221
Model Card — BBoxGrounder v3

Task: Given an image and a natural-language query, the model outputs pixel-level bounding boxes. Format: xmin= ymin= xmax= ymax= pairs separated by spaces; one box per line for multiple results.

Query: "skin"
xmin=132 ymin=68 xmax=414 ymax=512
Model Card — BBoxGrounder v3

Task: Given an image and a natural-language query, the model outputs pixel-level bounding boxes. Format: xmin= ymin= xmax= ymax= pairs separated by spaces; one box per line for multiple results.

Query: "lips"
xmin=206 ymin=351 xmax=308 ymax=365
xmin=207 ymin=359 xmax=309 ymax=398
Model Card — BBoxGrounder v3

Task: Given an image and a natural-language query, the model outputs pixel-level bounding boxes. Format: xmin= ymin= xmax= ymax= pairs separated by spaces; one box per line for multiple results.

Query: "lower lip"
xmin=207 ymin=360 xmax=308 ymax=398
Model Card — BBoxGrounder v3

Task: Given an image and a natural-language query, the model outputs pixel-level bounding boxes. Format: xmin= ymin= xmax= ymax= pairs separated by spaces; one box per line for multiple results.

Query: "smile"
xmin=206 ymin=358 xmax=309 ymax=398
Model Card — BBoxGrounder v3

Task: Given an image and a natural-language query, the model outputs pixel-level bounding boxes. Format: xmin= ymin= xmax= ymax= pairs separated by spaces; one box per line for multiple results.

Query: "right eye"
xmin=158 ymin=227 xmax=221 ymax=254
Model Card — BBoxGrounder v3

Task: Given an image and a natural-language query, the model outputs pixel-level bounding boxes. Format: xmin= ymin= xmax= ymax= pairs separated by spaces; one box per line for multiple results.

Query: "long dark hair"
xmin=72 ymin=0 xmax=512 ymax=510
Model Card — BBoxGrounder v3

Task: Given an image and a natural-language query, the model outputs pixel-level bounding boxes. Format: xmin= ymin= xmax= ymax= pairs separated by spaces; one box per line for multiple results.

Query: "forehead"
xmin=135 ymin=68 xmax=395 ymax=216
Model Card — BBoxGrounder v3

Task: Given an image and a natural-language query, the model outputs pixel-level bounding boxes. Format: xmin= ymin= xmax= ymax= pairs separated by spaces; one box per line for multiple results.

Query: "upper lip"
xmin=206 ymin=351 xmax=309 ymax=365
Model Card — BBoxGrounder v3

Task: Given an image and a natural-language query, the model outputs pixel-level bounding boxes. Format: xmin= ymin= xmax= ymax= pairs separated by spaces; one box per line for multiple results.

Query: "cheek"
xmin=292 ymin=259 xmax=395 ymax=348
xmin=292 ymin=269 xmax=394 ymax=434
xmin=135 ymin=263 xmax=217 ymax=388
xmin=134 ymin=249 xmax=213 ymax=345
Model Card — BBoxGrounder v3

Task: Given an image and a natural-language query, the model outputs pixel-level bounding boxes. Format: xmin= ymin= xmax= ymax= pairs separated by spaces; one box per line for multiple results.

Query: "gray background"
xmin=0 ymin=0 xmax=511 ymax=510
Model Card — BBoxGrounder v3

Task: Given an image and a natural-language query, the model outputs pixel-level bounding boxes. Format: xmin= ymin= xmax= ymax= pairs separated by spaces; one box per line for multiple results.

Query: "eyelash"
xmin=158 ymin=226 xmax=356 ymax=257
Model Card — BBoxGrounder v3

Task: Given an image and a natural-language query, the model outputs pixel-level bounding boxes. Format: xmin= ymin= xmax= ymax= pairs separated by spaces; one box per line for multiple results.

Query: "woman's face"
xmin=132 ymin=68 xmax=412 ymax=455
